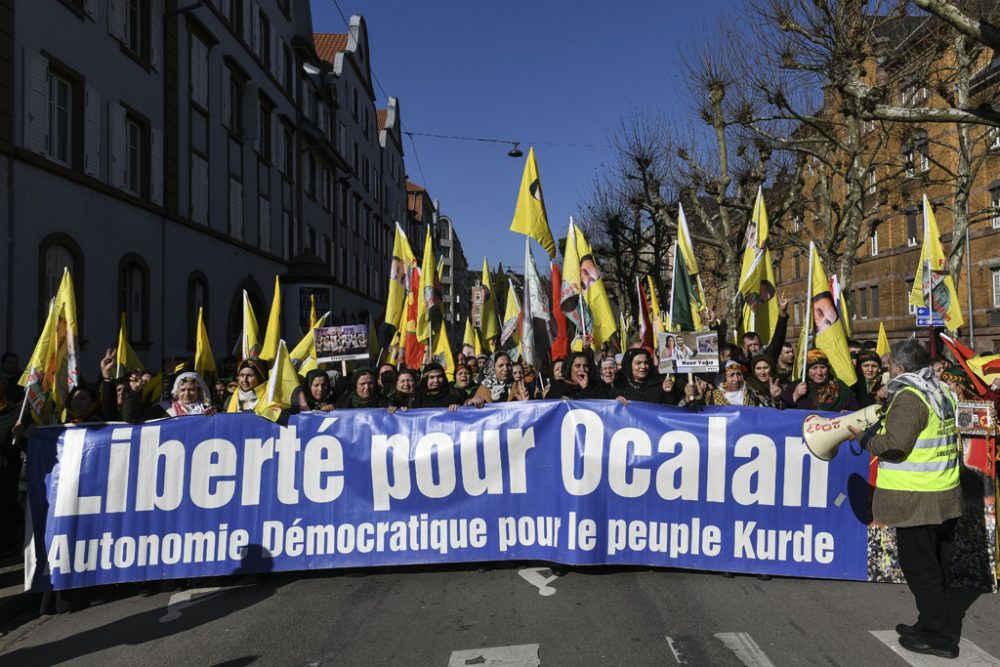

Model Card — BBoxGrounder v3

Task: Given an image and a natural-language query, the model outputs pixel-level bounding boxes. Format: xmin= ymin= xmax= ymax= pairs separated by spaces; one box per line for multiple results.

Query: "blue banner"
xmin=25 ymin=401 xmax=872 ymax=591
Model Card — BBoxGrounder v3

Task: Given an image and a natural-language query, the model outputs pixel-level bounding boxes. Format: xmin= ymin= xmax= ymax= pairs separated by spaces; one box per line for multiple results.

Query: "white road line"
xmin=517 ymin=567 xmax=558 ymax=596
xmin=714 ymin=633 xmax=777 ymax=667
xmin=447 ymin=643 xmax=540 ymax=667
xmin=870 ymin=630 xmax=1000 ymax=666
xmin=158 ymin=586 xmax=225 ymax=622
xmin=664 ymin=636 xmax=688 ymax=664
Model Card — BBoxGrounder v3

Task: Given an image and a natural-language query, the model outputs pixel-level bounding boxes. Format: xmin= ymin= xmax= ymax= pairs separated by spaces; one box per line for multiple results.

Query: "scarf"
xmin=237 ymin=388 xmax=259 ymax=411
xmin=480 ymin=354 xmax=513 ymax=401
xmin=166 ymin=401 xmax=208 ymax=417
xmin=887 ymin=368 xmax=956 ymax=421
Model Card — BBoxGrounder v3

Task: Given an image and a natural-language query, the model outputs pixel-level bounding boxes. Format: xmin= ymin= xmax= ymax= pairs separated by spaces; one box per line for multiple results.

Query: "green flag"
xmin=670 ymin=245 xmax=696 ymax=332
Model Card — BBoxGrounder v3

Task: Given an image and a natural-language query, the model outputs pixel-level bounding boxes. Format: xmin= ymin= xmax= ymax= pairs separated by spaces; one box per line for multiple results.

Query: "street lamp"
xmin=508 ymin=142 xmax=523 ymax=158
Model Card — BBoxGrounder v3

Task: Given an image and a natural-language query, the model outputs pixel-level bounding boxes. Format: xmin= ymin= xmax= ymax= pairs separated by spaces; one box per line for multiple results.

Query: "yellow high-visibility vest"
xmin=876 ymin=386 xmax=960 ymax=492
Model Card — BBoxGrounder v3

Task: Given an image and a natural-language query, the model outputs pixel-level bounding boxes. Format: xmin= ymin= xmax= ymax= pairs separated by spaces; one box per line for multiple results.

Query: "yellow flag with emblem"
xmin=385 ymin=222 xmax=417 ymax=334
xmin=908 ymin=195 xmax=964 ymax=332
xmin=571 ymin=223 xmax=617 ymax=349
xmin=479 ymin=258 xmax=500 ymax=349
xmin=738 ymin=188 xmax=778 ymax=342
xmin=510 ymin=147 xmax=556 ymax=258
xmin=808 ymin=243 xmax=857 ymax=385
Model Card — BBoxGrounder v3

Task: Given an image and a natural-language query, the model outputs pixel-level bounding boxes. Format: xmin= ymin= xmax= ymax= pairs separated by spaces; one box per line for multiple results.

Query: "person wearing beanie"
xmin=853 ymin=349 xmax=888 ymax=407
xmin=940 ymin=365 xmax=976 ymax=400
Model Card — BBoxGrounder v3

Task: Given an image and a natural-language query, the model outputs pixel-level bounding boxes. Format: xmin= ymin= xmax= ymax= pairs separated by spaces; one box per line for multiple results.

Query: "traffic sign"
xmin=915 ymin=306 xmax=944 ymax=327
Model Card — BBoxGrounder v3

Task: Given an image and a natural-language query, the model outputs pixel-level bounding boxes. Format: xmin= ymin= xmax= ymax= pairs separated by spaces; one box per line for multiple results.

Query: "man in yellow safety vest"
xmin=854 ymin=338 xmax=962 ymax=659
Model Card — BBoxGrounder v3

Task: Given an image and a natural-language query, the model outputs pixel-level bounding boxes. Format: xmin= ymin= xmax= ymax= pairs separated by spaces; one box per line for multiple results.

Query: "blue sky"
xmin=310 ymin=0 xmax=738 ymax=270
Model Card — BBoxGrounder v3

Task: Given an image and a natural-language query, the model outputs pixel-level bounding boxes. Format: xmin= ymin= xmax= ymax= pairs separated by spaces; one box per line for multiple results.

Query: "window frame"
xmin=118 ymin=253 xmax=151 ymax=347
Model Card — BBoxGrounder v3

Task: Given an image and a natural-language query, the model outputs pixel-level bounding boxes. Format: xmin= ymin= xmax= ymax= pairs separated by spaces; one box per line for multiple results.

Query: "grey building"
xmin=437 ymin=213 xmax=470 ymax=326
xmin=0 ymin=2 xmax=407 ymax=370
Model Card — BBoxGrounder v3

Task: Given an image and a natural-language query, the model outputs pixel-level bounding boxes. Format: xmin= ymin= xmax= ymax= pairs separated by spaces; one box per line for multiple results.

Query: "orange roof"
xmin=376 ymin=109 xmax=388 ymax=133
xmin=406 ymin=181 xmax=425 ymax=193
xmin=313 ymin=33 xmax=348 ymax=64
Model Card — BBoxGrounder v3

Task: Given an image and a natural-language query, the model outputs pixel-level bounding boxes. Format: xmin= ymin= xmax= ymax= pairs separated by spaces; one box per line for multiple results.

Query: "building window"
xmin=794 ymin=252 xmax=801 ymax=278
xmin=858 ymin=287 xmax=868 ymax=319
xmin=228 ymin=0 xmax=243 ymax=35
xmin=866 ymin=170 xmax=876 ymax=195
xmin=282 ymin=124 xmax=294 ymax=178
xmin=124 ymin=115 xmax=143 ymax=195
xmin=229 ymin=177 xmax=243 ymax=239
xmin=321 ymin=166 xmax=332 ymax=211
xmin=993 ymin=268 xmax=1000 ymax=308
xmin=259 ymin=196 xmax=271 ymax=253
xmin=227 ymin=72 xmax=243 ymax=137
xmin=870 ymin=285 xmax=879 ymax=318
xmin=191 ymin=154 xmax=209 ymax=224
xmin=307 ymin=154 xmax=316 ymax=199
xmin=188 ymin=273 xmax=209 ymax=347
xmin=43 ymin=244 xmax=74 ymax=300
xmin=258 ymin=12 xmax=271 ymax=67
xmin=259 ymin=101 xmax=272 ymax=163
xmin=46 ymin=71 xmax=72 ymax=165
xmin=870 ymin=230 xmax=879 ymax=257
xmin=119 ymin=258 xmax=149 ymax=342
xmin=351 ymin=88 xmax=358 ymax=120
xmin=992 ymin=188 xmax=1000 ymax=229
xmin=124 ymin=0 xmax=147 ymax=58
xmin=906 ymin=209 xmax=918 ymax=246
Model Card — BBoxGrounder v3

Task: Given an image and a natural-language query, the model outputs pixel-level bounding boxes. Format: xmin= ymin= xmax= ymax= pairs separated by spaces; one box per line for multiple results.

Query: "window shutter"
xmin=150 ymin=128 xmax=163 ymax=205
xmin=229 ymin=179 xmax=243 ymax=239
xmin=191 ymin=155 xmax=209 ymax=223
xmin=84 ymin=87 xmax=101 ymax=177
xmin=259 ymin=196 xmax=271 ymax=252
xmin=22 ymin=49 xmax=48 ymax=155
xmin=244 ymin=82 xmax=259 ymax=148
xmin=110 ymin=102 xmax=127 ymax=189
xmin=220 ymin=68 xmax=231 ymax=130
xmin=150 ymin=0 xmax=163 ymax=72
xmin=108 ymin=0 xmax=125 ymax=41
xmin=273 ymin=116 xmax=283 ymax=173
xmin=84 ymin=0 xmax=98 ymax=20
xmin=241 ymin=0 xmax=251 ymax=45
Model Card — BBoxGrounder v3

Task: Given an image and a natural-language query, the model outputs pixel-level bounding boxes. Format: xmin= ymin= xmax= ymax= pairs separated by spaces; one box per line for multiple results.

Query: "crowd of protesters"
xmin=2 ymin=307 xmax=999 ymax=611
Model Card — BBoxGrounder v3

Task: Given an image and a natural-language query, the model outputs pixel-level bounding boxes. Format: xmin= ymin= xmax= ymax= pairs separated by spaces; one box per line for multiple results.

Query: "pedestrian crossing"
xmin=447 ymin=633 xmax=1000 ymax=666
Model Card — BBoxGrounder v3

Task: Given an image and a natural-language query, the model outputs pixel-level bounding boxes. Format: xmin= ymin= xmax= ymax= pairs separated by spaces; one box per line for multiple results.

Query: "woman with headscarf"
xmin=411 ymin=363 xmax=465 ymax=410
xmin=298 ymin=369 xmax=336 ymax=412
xmin=853 ymin=349 xmax=887 ymax=407
xmin=162 ymin=372 xmax=216 ymax=417
xmin=467 ymin=351 xmax=529 ymax=407
xmin=782 ymin=349 xmax=859 ymax=411
xmin=231 ymin=358 xmax=267 ymax=412
xmin=599 ymin=357 xmax=619 ymax=389
xmin=941 ymin=365 xmax=977 ymax=401
xmin=613 ymin=348 xmax=678 ymax=404
xmin=683 ymin=361 xmax=755 ymax=406
xmin=335 ymin=368 xmax=388 ymax=409
xmin=387 ymin=368 xmax=418 ymax=413
xmin=546 ymin=351 xmax=613 ymax=400
xmin=744 ymin=354 xmax=784 ymax=408
xmin=452 ymin=364 xmax=479 ymax=398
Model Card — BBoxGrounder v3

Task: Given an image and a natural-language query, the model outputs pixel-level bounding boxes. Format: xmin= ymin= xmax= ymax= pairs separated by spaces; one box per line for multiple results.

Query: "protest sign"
xmin=315 ymin=324 xmax=369 ymax=362
xmin=658 ymin=330 xmax=719 ymax=374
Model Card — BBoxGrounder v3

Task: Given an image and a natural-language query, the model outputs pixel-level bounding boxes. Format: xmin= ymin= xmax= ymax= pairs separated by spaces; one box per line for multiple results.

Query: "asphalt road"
xmin=0 ymin=565 xmax=998 ymax=666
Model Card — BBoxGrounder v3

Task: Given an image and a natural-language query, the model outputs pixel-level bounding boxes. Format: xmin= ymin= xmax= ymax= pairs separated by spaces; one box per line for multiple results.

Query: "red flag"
xmin=404 ymin=267 xmax=426 ymax=369
xmin=636 ymin=276 xmax=654 ymax=354
xmin=939 ymin=333 xmax=989 ymax=396
xmin=550 ymin=262 xmax=569 ymax=360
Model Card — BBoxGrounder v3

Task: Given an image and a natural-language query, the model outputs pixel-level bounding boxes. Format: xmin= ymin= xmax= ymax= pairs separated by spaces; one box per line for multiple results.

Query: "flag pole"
xmin=801 ymin=242 xmax=815 ymax=379
xmin=667 ymin=241 xmax=677 ymax=331
xmin=923 ymin=196 xmax=936 ymax=357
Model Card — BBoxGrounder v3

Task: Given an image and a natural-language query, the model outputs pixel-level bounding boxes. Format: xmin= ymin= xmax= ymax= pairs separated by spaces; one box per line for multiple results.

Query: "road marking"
xmin=870 ymin=630 xmax=1000 ymax=666
xmin=518 ymin=567 xmax=558 ymax=596
xmin=714 ymin=633 xmax=777 ymax=667
xmin=447 ymin=643 xmax=540 ymax=666
xmin=158 ymin=586 xmax=225 ymax=622
xmin=665 ymin=636 xmax=688 ymax=664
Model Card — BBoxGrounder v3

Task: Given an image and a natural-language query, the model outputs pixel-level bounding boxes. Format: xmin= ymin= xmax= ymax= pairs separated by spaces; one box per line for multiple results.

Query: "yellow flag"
xmin=241 ymin=290 xmax=260 ymax=360
xmin=571 ymin=223 xmax=617 ymax=348
xmin=966 ymin=354 xmax=1000 ymax=386
xmin=808 ymin=244 xmax=857 ymax=385
xmin=738 ymin=189 xmax=778 ymax=342
xmin=19 ymin=299 xmax=57 ymax=387
xmin=416 ymin=226 xmax=440 ymax=342
xmin=433 ymin=321 xmax=456 ymax=380
xmin=646 ymin=276 xmax=664 ymax=335
xmin=386 ymin=222 xmax=417 ymax=332
xmin=500 ymin=279 xmax=521 ymax=348
xmin=309 ymin=295 xmax=318 ymax=330
xmin=463 ymin=318 xmax=481 ymax=355
xmin=116 ymin=313 xmax=145 ymax=377
xmin=290 ymin=311 xmax=328 ymax=370
xmin=260 ymin=276 xmax=282 ymax=362
xmin=675 ymin=204 xmax=705 ymax=331
xmin=48 ymin=268 xmax=80 ymax=412
xmin=908 ymin=195 xmax=964 ymax=331
xmin=255 ymin=340 xmax=299 ymax=422
xmin=194 ymin=306 xmax=216 ymax=377
xmin=876 ymin=321 xmax=890 ymax=358
xmin=142 ymin=370 xmax=163 ymax=403
xmin=479 ymin=258 xmax=499 ymax=349
xmin=510 ymin=147 xmax=556 ymax=258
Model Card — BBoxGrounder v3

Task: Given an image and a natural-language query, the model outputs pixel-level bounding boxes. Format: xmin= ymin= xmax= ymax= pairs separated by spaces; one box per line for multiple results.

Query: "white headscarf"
xmin=164 ymin=372 xmax=212 ymax=417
